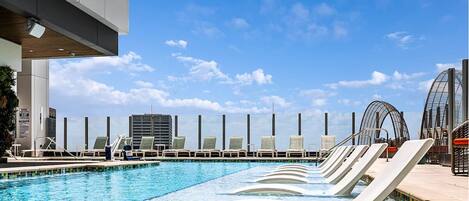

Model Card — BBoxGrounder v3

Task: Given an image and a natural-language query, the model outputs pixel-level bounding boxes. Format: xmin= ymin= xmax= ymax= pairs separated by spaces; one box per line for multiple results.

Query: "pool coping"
xmin=0 ymin=161 xmax=159 ymax=180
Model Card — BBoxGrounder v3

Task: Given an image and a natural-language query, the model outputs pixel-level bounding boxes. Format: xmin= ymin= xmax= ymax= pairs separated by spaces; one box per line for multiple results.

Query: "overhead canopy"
xmin=0 ymin=0 xmax=118 ymax=59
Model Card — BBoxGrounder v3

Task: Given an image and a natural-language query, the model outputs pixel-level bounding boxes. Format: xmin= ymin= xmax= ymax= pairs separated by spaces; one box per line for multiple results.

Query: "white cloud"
xmin=165 ymin=40 xmax=188 ymax=49
xmin=234 ymin=69 xmax=273 ymax=85
xmin=326 ymin=71 xmax=388 ymax=89
xmin=333 ymin=23 xmax=348 ymax=38
xmin=230 ymin=18 xmax=250 ymax=29
xmin=337 ymin=99 xmax=361 ymax=106
xmin=418 ymin=79 xmax=434 ymax=91
xmin=134 ymin=80 xmax=154 ymax=88
xmin=392 ymin=71 xmax=425 ymax=80
xmin=261 ymin=96 xmax=291 ymax=108
xmin=313 ymin=3 xmax=335 ymax=16
xmin=174 ymin=55 xmax=230 ymax=81
xmin=372 ymin=94 xmax=383 ymax=100
xmin=386 ymin=31 xmax=424 ymax=49
xmin=299 ymin=89 xmax=336 ymax=107
xmin=436 ymin=63 xmax=460 ymax=72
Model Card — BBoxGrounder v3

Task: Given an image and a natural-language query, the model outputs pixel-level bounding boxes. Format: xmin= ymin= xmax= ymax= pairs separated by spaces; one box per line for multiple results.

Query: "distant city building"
xmin=130 ymin=114 xmax=172 ymax=149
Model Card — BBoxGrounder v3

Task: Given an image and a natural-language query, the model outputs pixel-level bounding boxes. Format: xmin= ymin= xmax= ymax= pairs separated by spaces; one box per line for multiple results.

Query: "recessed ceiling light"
xmin=58 ymin=48 xmax=64 ymax=51
xmin=28 ymin=50 xmax=33 ymax=52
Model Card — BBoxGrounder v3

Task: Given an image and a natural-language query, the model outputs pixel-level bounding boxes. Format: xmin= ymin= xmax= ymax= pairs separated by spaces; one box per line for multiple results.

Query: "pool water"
xmin=0 ymin=162 xmax=366 ymax=201
xmin=0 ymin=162 xmax=269 ymax=201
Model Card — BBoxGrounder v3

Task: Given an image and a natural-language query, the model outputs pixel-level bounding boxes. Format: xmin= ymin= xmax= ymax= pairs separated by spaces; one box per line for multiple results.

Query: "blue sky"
xmin=50 ymin=0 xmax=467 ymax=150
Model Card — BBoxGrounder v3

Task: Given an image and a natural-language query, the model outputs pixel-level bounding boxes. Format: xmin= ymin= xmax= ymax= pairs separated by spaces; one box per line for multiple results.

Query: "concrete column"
xmin=16 ymin=59 xmax=49 ymax=152
xmin=85 ymin=117 xmax=89 ymax=150
xmin=448 ymin=68 xmax=455 ymax=153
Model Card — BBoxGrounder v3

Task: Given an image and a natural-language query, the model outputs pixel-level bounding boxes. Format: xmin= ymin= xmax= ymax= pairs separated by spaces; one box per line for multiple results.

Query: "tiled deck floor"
xmin=366 ymin=159 xmax=468 ymax=201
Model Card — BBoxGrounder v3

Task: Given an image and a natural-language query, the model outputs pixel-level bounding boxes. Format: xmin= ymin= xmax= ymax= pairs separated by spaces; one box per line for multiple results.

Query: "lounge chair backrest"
xmin=117 ymin=138 xmax=132 ymax=150
xmin=41 ymin=137 xmax=53 ymax=149
xmin=139 ymin=136 xmax=155 ymax=150
xmin=321 ymin=135 xmax=336 ymax=150
xmin=229 ymin=137 xmax=243 ymax=150
xmin=353 ymin=139 xmax=434 ymax=201
xmin=261 ymin=136 xmax=275 ymax=150
xmin=202 ymin=136 xmax=216 ymax=149
xmin=330 ymin=143 xmax=388 ymax=195
xmin=289 ymin=136 xmax=304 ymax=149
xmin=172 ymin=137 xmax=186 ymax=149
xmin=93 ymin=137 xmax=108 ymax=150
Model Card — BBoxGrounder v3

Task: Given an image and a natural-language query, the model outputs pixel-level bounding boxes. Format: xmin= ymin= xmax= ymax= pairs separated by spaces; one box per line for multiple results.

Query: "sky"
xmin=49 ymin=0 xmax=468 ymax=151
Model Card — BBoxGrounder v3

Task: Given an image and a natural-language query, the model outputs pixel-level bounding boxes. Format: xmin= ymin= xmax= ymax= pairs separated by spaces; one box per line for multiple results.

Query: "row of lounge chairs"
xmin=18 ymin=134 xmax=329 ymax=158
xmin=230 ymin=138 xmax=434 ymax=201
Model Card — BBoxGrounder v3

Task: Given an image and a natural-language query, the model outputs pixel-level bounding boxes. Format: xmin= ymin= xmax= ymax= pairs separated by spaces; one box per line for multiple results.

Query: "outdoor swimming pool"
xmin=0 ymin=162 xmax=365 ymax=201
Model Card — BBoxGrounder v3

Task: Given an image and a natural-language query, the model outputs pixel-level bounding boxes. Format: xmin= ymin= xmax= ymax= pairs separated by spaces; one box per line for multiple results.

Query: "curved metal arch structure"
xmin=358 ymin=101 xmax=410 ymax=147
xmin=420 ymin=69 xmax=464 ymax=139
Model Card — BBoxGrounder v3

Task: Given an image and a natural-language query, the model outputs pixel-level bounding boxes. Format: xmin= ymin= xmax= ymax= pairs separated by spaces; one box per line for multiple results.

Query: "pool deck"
xmin=365 ymin=159 xmax=469 ymax=201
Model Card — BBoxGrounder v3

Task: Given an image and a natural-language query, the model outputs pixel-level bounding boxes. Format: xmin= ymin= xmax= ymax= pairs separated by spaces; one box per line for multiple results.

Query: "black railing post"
xmin=298 ymin=113 xmax=302 ymax=136
xmin=85 ymin=117 xmax=88 ymax=150
xmin=222 ymin=114 xmax=226 ymax=150
xmin=198 ymin=115 xmax=202 ymax=149
xmin=174 ymin=115 xmax=178 ymax=137
xmin=106 ymin=116 xmax=110 ymax=145
xmin=375 ymin=112 xmax=380 ymax=140
xmin=272 ymin=113 xmax=276 ymax=136
xmin=352 ymin=112 xmax=355 ymax=145
xmin=64 ymin=117 xmax=67 ymax=150
xmin=324 ymin=113 xmax=328 ymax=135
xmin=247 ymin=114 xmax=251 ymax=153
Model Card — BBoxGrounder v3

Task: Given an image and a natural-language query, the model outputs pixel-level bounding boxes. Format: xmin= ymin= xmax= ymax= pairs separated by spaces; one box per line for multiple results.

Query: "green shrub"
xmin=0 ymin=66 xmax=18 ymax=158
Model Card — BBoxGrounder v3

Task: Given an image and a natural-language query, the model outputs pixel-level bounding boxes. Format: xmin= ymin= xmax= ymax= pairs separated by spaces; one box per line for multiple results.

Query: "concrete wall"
xmin=0 ymin=38 xmax=22 ymax=71
xmin=16 ymin=60 xmax=49 ymax=153
xmin=66 ymin=0 xmax=129 ymax=34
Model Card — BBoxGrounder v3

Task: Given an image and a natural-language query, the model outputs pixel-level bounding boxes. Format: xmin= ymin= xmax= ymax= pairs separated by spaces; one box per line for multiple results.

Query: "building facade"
xmin=130 ymin=114 xmax=172 ymax=149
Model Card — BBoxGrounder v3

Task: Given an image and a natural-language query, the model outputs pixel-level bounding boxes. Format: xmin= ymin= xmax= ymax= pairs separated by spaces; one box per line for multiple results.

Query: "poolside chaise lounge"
xmin=319 ymin=135 xmax=336 ymax=160
xmin=231 ymin=139 xmax=433 ymax=200
xmin=286 ymin=136 xmax=306 ymax=157
xmin=133 ymin=136 xmax=158 ymax=158
xmin=162 ymin=136 xmax=190 ymax=157
xmin=256 ymin=145 xmax=369 ymax=184
xmin=195 ymin=136 xmax=221 ymax=157
xmin=256 ymin=136 xmax=277 ymax=157
xmin=222 ymin=136 xmax=247 ymax=157
xmin=278 ymin=146 xmax=340 ymax=170
xmin=21 ymin=137 xmax=63 ymax=157
xmin=81 ymin=136 xmax=108 ymax=157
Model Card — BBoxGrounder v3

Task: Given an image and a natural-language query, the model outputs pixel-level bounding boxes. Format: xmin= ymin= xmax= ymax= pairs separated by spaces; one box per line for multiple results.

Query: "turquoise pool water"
xmin=0 ymin=162 xmax=366 ymax=201
xmin=0 ymin=162 xmax=273 ymax=201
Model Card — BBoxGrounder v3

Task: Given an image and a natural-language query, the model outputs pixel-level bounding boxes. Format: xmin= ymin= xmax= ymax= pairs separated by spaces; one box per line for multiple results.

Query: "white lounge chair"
xmin=320 ymin=145 xmax=354 ymax=177
xmin=195 ymin=136 xmax=220 ymax=157
xmin=162 ymin=136 xmax=190 ymax=157
xmin=319 ymin=135 xmax=336 ymax=161
xmin=257 ymin=145 xmax=369 ymax=184
xmin=256 ymin=136 xmax=277 ymax=157
xmin=81 ymin=136 xmax=108 ymax=157
xmin=222 ymin=136 xmax=247 ymax=157
xmin=286 ymin=136 xmax=306 ymax=157
xmin=133 ymin=136 xmax=158 ymax=158
xmin=232 ymin=139 xmax=433 ymax=199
